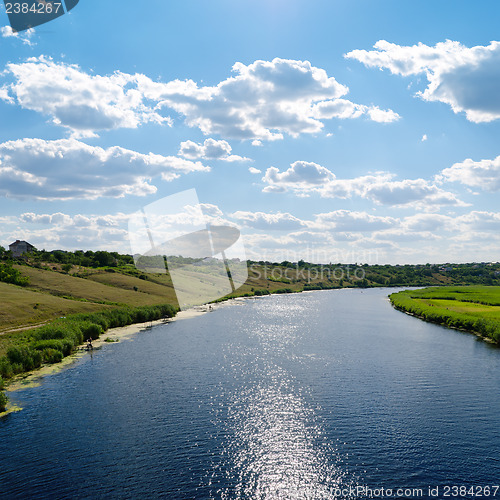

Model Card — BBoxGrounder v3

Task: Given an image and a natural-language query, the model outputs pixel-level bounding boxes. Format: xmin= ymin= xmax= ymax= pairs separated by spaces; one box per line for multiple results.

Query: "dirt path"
xmin=0 ymin=321 xmax=49 ymax=336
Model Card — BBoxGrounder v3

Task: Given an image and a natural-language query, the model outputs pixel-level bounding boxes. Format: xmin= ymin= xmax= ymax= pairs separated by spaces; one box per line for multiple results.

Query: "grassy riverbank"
xmin=389 ymin=286 xmax=500 ymax=344
xmin=0 ymin=303 xmax=177 ymax=413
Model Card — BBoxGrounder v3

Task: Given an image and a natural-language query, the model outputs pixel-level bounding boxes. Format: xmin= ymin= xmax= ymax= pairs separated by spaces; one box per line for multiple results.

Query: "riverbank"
xmin=389 ymin=286 xmax=500 ymax=345
xmin=0 ymin=303 xmax=228 ymax=416
xmin=0 ymin=303 xmax=177 ymax=415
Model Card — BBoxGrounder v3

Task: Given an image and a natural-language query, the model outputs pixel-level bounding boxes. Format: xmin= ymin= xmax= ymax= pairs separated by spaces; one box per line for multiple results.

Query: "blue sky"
xmin=1 ymin=0 xmax=500 ymax=264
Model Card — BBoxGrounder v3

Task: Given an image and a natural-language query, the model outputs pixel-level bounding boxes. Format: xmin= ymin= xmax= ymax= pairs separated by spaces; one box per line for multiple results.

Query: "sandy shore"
xmin=86 ymin=304 xmax=218 ymax=348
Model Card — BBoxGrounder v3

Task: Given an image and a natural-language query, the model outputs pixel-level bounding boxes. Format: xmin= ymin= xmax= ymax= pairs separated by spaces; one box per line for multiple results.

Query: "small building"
xmin=9 ymin=240 xmax=35 ymax=258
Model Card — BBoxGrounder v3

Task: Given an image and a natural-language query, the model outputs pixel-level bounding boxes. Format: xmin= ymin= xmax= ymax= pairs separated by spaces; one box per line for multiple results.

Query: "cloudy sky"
xmin=1 ymin=0 xmax=500 ymax=264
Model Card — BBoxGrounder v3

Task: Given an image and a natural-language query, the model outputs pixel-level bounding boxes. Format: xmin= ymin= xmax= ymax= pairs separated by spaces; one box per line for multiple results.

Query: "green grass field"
xmin=390 ymin=286 xmax=500 ymax=343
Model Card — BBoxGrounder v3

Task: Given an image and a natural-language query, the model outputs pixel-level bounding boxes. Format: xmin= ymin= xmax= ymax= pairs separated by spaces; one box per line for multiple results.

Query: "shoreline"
xmin=1 ymin=303 xmax=224 ymax=408
xmin=390 ymin=301 xmax=499 ymax=346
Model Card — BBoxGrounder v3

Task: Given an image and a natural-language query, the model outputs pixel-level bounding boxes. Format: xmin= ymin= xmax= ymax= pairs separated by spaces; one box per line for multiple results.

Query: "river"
xmin=1 ymin=288 xmax=499 ymax=499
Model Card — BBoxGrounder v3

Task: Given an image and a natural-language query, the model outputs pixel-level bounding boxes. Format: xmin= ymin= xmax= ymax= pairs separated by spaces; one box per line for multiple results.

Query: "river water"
xmin=1 ymin=288 xmax=499 ymax=499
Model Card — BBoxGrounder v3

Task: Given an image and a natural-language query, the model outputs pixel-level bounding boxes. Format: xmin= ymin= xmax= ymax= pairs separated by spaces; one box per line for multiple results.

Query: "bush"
xmin=0 ymin=391 xmax=8 ymax=412
xmin=79 ymin=322 xmax=103 ymax=341
xmin=7 ymin=347 xmax=42 ymax=372
xmin=32 ymin=339 xmax=73 ymax=356
xmin=0 ymin=357 xmax=13 ymax=379
xmin=42 ymin=348 xmax=63 ymax=364
xmin=0 ymin=262 xmax=29 ymax=286
xmin=34 ymin=325 xmax=72 ymax=341
xmin=72 ymin=313 xmax=110 ymax=331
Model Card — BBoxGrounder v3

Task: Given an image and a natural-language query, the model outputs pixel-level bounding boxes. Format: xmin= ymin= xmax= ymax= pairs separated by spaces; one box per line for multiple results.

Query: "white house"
xmin=9 ymin=240 xmax=35 ymax=258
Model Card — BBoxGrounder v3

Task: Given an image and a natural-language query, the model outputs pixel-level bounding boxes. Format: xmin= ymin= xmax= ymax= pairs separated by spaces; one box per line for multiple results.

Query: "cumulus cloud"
xmin=261 ymin=160 xmax=466 ymax=209
xmin=0 ymin=56 xmax=169 ymax=137
xmin=437 ymin=155 xmax=500 ymax=191
xmin=314 ymin=210 xmax=398 ymax=232
xmin=0 ymin=138 xmax=209 ymax=200
xmin=457 ymin=211 xmax=500 ymax=231
xmin=402 ymin=213 xmax=453 ymax=232
xmin=179 ymin=138 xmax=250 ymax=162
xmin=230 ymin=210 xmax=307 ymax=230
xmin=0 ymin=86 xmax=13 ymax=103
xmin=364 ymin=178 xmax=465 ymax=208
xmin=312 ymin=99 xmax=399 ymax=123
xmin=146 ymin=58 xmax=399 ymax=139
xmin=249 ymin=167 xmax=262 ymax=174
xmin=0 ymin=56 xmax=399 ymax=139
xmin=1 ymin=25 xmax=35 ymax=45
xmin=346 ymin=39 xmax=500 ymax=123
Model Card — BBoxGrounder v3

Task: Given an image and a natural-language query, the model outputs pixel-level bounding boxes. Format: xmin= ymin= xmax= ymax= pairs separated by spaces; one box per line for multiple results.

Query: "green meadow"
xmin=390 ymin=286 xmax=500 ymax=344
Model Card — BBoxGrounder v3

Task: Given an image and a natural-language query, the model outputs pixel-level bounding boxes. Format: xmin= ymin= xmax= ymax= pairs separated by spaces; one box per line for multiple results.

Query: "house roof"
xmin=9 ymin=240 xmax=35 ymax=248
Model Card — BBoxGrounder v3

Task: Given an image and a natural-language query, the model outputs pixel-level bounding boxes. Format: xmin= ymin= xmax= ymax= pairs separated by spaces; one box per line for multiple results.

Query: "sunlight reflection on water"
xmin=207 ymin=296 xmax=357 ymax=499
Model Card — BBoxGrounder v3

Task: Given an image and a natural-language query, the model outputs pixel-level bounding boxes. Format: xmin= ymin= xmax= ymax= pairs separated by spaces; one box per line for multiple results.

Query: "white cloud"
xmin=402 ymin=213 xmax=453 ymax=232
xmin=438 ymin=155 xmax=500 ymax=191
xmin=1 ymin=26 xmax=35 ymax=46
xmin=230 ymin=210 xmax=307 ymax=230
xmin=457 ymin=211 xmax=500 ymax=231
xmin=0 ymin=138 xmax=209 ymax=200
xmin=1 ymin=56 xmax=169 ymax=137
xmin=366 ymin=106 xmax=400 ymax=123
xmin=346 ymin=39 xmax=500 ymax=123
xmin=263 ymin=161 xmax=335 ymax=188
xmin=179 ymin=138 xmax=250 ymax=162
xmin=1 ymin=56 xmax=398 ymax=140
xmin=249 ymin=167 xmax=262 ymax=174
xmin=261 ymin=160 xmax=466 ymax=209
xmin=421 ymin=134 xmax=428 ymax=142
xmin=312 ymin=99 xmax=399 ymax=123
xmin=314 ymin=210 xmax=398 ymax=232
xmin=0 ymin=86 xmax=13 ymax=104
xmin=136 ymin=57 xmax=399 ymax=140
xmin=364 ymin=178 xmax=466 ymax=209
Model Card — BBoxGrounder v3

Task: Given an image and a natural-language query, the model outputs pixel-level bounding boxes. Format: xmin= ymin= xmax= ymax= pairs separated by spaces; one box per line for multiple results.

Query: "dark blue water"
xmin=1 ymin=289 xmax=499 ymax=499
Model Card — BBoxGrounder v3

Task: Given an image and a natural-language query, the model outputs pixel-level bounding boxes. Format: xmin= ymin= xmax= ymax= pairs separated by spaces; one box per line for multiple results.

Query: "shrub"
xmin=0 ymin=391 xmax=8 ymax=412
xmin=42 ymin=348 xmax=63 ymax=364
xmin=0 ymin=262 xmax=29 ymax=286
xmin=7 ymin=347 xmax=42 ymax=372
xmin=34 ymin=325 xmax=72 ymax=341
xmin=0 ymin=358 xmax=13 ymax=379
xmin=79 ymin=322 xmax=103 ymax=341
xmin=32 ymin=338 xmax=74 ymax=356
xmin=61 ymin=263 xmax=72 ymax=273
xmin=72 ymin=313 xmax=110 ymax=331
